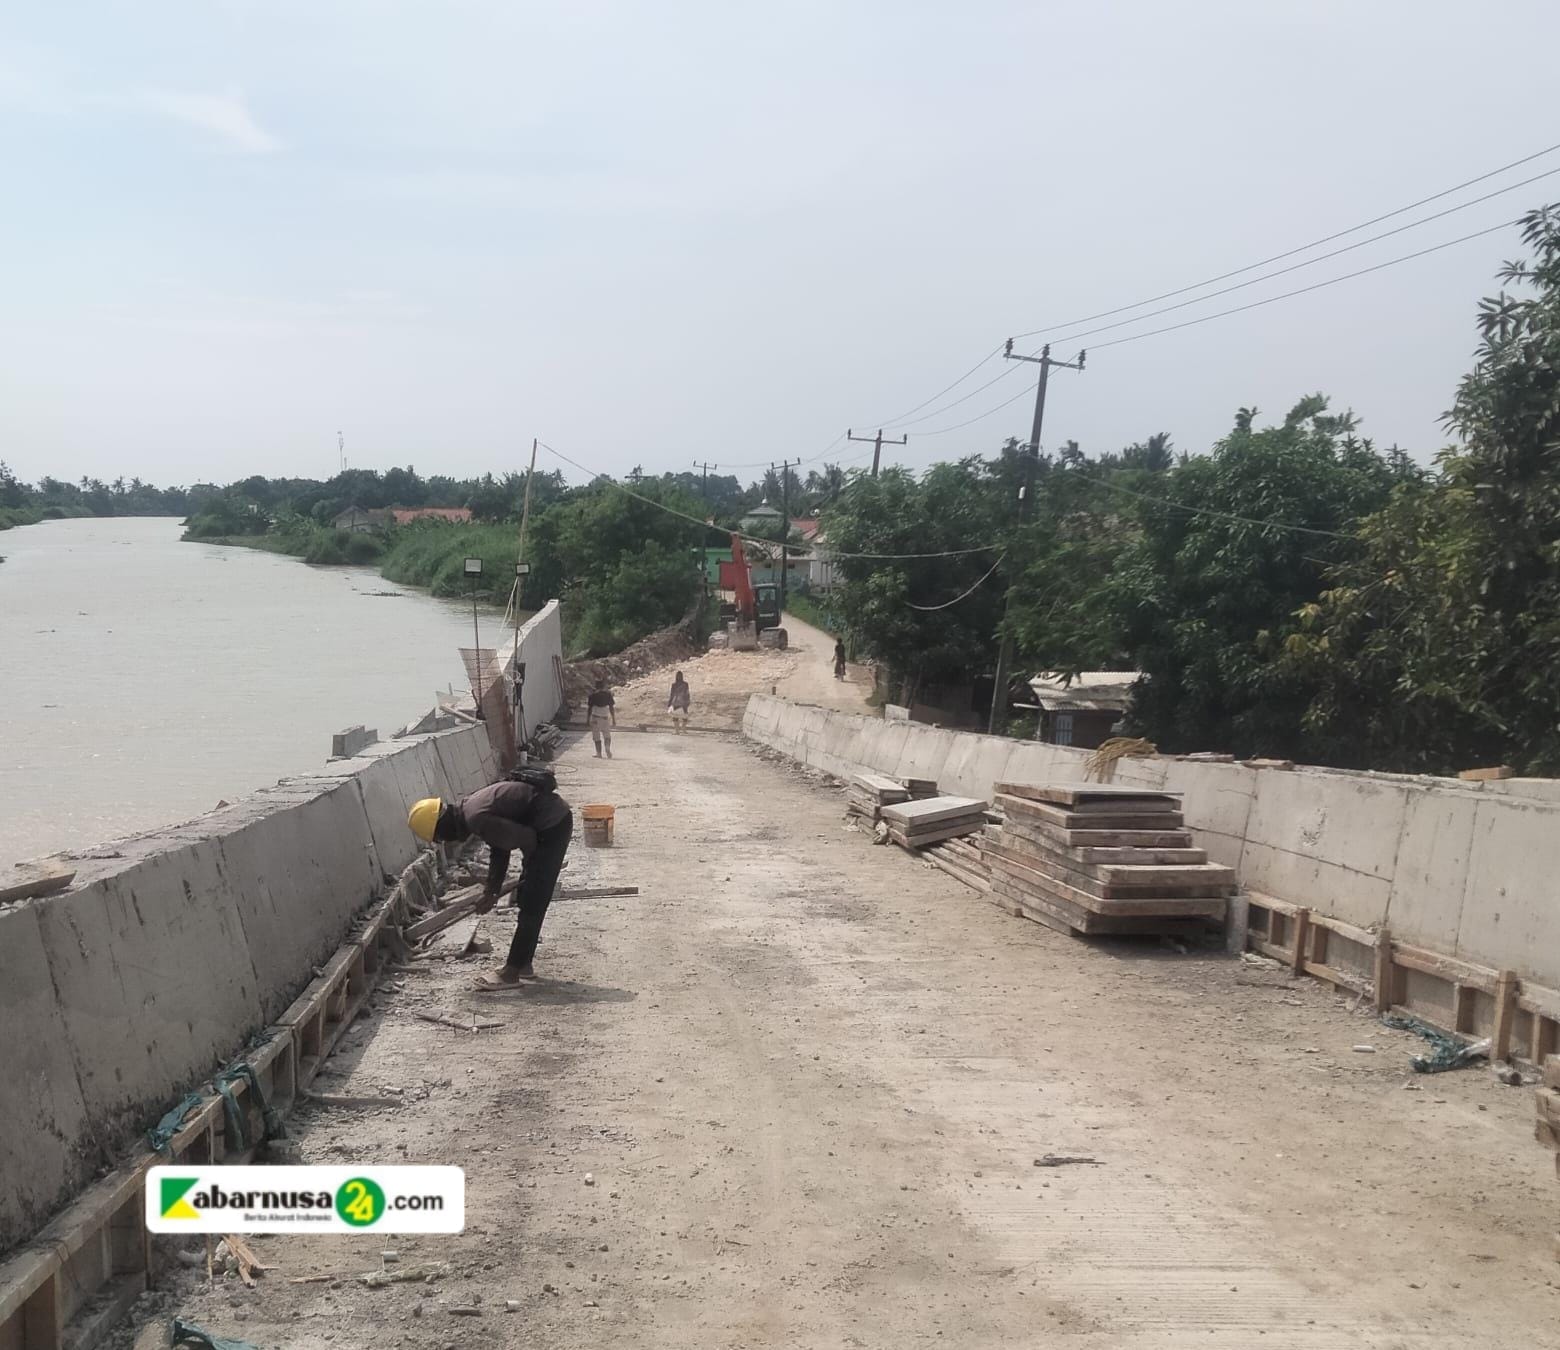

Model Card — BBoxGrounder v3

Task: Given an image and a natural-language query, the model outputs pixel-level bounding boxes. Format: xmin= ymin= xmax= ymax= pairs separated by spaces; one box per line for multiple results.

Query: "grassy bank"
xmin=0 ymin=504 xmax=91 ymax=531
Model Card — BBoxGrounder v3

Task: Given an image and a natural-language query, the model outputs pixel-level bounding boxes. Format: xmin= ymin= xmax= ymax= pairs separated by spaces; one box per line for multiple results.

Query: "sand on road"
xmin=127 ymin=727 xmax=1560 ymax=1349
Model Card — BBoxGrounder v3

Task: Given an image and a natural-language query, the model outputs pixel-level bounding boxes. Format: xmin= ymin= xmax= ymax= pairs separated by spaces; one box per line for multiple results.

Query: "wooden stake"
xmin=1492 ymin=970 xmax=1518 ymax=1061
xmin=1289 ymin=908 xmax=1311 ymax=977
xmin=1373 ymin=927 xmax=1393 ymax=1013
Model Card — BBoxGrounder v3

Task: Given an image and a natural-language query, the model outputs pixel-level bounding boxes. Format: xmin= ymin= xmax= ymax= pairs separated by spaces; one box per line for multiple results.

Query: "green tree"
xmin=1290 ymin=204 xmax=1560 ymax=772
xmin=1111 ymin=396 xmax=1410 ymax=757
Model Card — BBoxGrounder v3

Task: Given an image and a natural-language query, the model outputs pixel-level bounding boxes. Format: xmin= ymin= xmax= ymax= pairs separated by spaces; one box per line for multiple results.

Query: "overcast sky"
xmin=3 ymin=0 xmax=1558 ymax=488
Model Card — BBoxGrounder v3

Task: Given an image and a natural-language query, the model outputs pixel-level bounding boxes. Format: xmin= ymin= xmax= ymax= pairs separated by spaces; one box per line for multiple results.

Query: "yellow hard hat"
xmin=408 ymin=797 xmax=442 ymax=842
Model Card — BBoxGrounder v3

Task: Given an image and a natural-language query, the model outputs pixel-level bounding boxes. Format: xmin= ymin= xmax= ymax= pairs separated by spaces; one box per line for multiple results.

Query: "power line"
xmin=536 ymin=440 xmax=1003 ymax=560
xmin=898 ymin=215 xmax=1526 ymax=444
xmin=860 ymin=343 xmax=1006 ymax=430
xmin=1080 ymin=470 xmax=1355 ymax=540
xmin=1010 ymin=139 xmax=1560 ymax=341
xmin=1036 ymin=168 xmax=1560 ymax=350
xmin=1086 ymin=216 xmax=1522 ymax=353
xmin=906 ymin=552 xmax=1007 ymax=610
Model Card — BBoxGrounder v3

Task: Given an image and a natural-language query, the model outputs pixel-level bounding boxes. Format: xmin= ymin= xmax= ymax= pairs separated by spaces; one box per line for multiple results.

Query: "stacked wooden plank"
xmin=986 ymin=782 xmax=1234 ymax=937
xmin=923 ymin=833 xmax=990 ymax=893
xmin=880 ymin=796 xmax=986 ymax=850
xmin=846 ymin=773 xmax=910 ymax=825
xmin=1538 ymin=1056 xmax=1560 ymax=1153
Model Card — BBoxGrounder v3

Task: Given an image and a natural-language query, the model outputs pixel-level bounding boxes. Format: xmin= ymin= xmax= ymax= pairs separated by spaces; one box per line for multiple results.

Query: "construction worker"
xmin=668 ymin=671 xmax=691 ymax=733
xmin=407 ymin=781 xmax=574 ymax=989
xmin=587 ymin=676 xmax=616 ymax=757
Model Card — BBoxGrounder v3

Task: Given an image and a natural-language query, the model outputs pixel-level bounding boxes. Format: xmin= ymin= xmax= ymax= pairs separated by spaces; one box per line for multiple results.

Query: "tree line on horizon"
xmin=9 ymin=205 xmax=1558 ymax=773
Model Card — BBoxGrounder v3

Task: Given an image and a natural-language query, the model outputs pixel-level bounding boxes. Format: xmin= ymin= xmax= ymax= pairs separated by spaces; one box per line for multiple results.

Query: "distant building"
xmin=331 ymin=505 xmax=393 ymax=532
xmin=1028 ymin=671 xmax=1142 ymax=748
xmin=739 ymin=502 xmax=784 ymax=533
xmin=390 ymin=507 xmax=473 ymax=525
xmin=790 ymin=517 xmax=833 ymax=592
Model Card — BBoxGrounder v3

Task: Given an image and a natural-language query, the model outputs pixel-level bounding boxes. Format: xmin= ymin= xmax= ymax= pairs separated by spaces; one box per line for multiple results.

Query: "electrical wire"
xmin=1085 ymin=216 xmax=1521 ymax=352
xmin=1009 ymin=139 xmax=1560 ymax=341
xmin=537 ymin=440 xmax=1003 ymax=559
xmin=1032 ymin=168 xmax=1560 ymax=349
xmin=888 ymin=215 xmax=1526 ymax=445
xmin=905 ymin=552 xmax=1008 ymax=610
xmin=859 ymin=343 xmax=1006 ymax=430
xmin=1081 ymin=470 xmax=1355 ymax=539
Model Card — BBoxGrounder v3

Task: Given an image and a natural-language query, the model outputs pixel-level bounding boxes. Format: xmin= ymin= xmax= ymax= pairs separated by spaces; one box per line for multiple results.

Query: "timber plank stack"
xmin=880 ymin=796 xmax=986 ymax=851
xmin=924 ymin=833 xmax=991 ymax=892
xmin=847 ymin=773 xmax=910 ymax=825
xmin=987 ymin=782 xmax=1234 ymax=937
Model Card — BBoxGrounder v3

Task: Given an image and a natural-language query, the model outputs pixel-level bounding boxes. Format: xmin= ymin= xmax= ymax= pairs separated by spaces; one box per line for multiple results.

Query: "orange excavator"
xmin=717 ymin=533 xmax=786 ymax=651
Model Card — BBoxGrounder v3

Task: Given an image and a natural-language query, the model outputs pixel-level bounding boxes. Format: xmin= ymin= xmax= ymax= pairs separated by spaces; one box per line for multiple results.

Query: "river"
xmin=0 ymin=517 xmax=510 ymax=865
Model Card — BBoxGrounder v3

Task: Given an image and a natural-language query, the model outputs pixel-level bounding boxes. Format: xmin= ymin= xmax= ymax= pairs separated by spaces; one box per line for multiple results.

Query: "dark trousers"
xmin=508 ymin=812 xmax=573 ymax=969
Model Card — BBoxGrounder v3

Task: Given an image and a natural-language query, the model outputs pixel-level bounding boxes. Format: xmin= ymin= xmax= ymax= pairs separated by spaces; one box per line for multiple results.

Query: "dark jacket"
xmin=460 ymin=781 xmax=572 ymax=894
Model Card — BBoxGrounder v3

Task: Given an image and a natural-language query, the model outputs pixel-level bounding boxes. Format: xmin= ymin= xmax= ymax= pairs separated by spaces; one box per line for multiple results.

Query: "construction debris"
xmin=0 ymin=859 xmax=75 ymax=905
xmin=879 ymin=796 xmax=987 ymax=851
xmin=985 ymin=783 xmax=1233 ymax=937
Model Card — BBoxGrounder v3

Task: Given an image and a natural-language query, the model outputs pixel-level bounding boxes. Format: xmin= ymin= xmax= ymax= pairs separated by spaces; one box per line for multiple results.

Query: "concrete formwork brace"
xmin=1243 ymin=890 xmax=1556 ymax=1066
xmin=0 ymin=864 xmax=429 ymax=1350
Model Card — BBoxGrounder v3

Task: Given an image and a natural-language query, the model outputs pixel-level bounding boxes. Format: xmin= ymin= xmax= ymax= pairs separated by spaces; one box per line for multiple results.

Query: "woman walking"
xmin=668 ymin=671 xmax=692 ymax=734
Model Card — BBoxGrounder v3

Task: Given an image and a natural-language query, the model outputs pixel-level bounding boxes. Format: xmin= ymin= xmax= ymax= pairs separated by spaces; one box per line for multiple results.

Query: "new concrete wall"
xmin=0 ymin=722 xmax=497 ymax=1255
xmin=507 ymin=599 xmax=565 ymax=734
xmin=742 ymin=695 xmax=1560 ymax=990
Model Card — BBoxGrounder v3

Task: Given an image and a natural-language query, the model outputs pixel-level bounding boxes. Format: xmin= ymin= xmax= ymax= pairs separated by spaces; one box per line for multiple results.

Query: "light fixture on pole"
xmin=465 ymin=557 xmax=484 ymax=713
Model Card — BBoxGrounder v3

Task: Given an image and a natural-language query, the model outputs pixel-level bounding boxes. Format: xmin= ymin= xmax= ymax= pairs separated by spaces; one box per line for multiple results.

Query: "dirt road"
xmin=605 ymin=610 xmax=872 ymax=730
xmin=128 ymin=730 xmax=1560 ymax=1348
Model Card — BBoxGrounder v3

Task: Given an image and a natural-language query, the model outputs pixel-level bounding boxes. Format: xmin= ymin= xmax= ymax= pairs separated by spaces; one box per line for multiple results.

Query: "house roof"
xmin=790 ymin=517 xmax=822 ymax=540
xmin=390 ymin=507 xmax=472 ymax=524
xmin=1028 ymin=671 xmax=1142 ymax=713
xmin=743 ymin=503 xmax=782 ymax=519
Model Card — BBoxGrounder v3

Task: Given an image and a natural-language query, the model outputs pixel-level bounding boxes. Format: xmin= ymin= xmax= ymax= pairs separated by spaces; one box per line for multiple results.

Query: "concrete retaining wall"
xmin=743 ymin=695 xmax=1560 ymax=990
xmin=508 ymin=599 xmax=565 ymax=733
xmin=0 ymin=723 xmax=497 ymax=1255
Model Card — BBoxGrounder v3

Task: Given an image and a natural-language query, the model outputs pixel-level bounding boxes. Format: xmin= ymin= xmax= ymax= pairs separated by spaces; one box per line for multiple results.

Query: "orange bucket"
xmin=582 ymin=803 xmax=615 ymax=847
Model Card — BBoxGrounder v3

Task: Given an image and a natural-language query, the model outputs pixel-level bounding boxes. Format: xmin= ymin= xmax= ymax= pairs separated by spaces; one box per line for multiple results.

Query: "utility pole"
xmin=693 ymin=460 xmax=718 ymax=502
xmin=771 ymin=458 xmax=800 ymax=616
xmin=692 ymin=461 xmax=718 ymax=621
xmin=986 ymin=340 xmax=1086 ymax=735
xmin=338 ymin=431 xmax=345 ymax=474
xmin=846 ymin=428 xmax=908 ymax=477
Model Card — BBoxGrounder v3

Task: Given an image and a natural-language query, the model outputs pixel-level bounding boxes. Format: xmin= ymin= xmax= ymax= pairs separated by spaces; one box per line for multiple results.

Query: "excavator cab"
xmin=754 ymin=584 xmax=781 ymax=633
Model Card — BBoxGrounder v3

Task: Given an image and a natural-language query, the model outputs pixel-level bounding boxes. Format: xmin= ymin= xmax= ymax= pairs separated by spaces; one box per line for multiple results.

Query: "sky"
xmin=2 ymin=0 xmax=1559 ymax=489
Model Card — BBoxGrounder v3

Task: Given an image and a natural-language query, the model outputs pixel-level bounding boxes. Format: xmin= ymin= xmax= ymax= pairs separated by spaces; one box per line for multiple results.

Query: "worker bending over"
xmin=408 ymin=780 xmax=574 ymax=989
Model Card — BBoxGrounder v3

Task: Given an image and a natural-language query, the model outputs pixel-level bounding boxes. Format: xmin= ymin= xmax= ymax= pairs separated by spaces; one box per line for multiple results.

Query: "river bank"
xmin=191 ymin=519 xmax=537 ymax=602
xmin=0 ymin=517 xmax=513 ymax=863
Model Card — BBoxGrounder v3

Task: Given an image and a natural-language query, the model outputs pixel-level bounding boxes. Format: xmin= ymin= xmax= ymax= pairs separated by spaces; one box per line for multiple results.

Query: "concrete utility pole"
xmin=847 ymin=428 xmax=908 ymax=477
xmin=986 ymin=340 xmax=1086 ymax=735
xmin=771 ymin=458 xmax=800 ymax=615
xmin=693 ymin=461 xmax=717 ymax=501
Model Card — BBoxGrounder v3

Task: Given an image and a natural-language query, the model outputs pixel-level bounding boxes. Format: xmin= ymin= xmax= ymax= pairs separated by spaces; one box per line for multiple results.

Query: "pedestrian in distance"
xmin=587 ymin=677 xmax=616 ymax=757
xmin=834 ymin=638 xmax=847 ymax=682
xmin=407 ymin=776 xmax=574 ymax=990
xmin=668 ymin=671 xmax=691 ymax=734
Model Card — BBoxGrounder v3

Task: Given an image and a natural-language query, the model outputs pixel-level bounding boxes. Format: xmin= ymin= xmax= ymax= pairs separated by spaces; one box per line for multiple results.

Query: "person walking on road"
xmin=407 ymin=779 xmax=574 ymax=989
xmin=587 ymin=677 xmax=616 ymax=757
xmin=834 ymin=638 xmax=847 ymax=682
xmin=668 ymin=671 xmax=691 ymax=734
